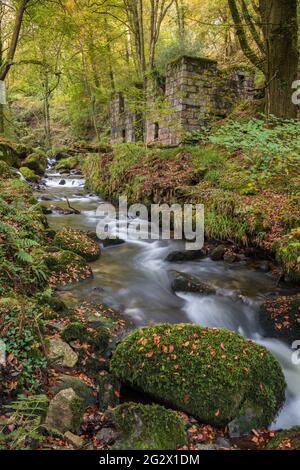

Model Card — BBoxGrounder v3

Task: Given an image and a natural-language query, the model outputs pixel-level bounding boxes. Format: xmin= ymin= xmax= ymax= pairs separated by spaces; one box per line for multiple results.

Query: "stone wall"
xmin=156 ymin=56 xmax=255 ymax=146
xmin=110 ymin=56 xmax=255 ymax=146
xmin=110 ymin=93 xmax=125 ymax=144
xmin=110 ymin=93 xmax=143 ymax=144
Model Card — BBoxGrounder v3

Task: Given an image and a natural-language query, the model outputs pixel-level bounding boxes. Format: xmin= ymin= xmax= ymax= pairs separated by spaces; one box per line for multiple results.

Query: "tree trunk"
xmin=263 ymin=0 xmax=298 ymax=118
xmin=43 ymin=72 xmax=51 ymax=147
xmin=0 ymin=104 xmax=4 ymax=135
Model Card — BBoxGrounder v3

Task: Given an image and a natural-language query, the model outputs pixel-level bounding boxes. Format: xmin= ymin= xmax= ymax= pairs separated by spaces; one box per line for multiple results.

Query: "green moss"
xmin=98 ymin=371 xmax=120 ymax=411
xmin=61 ymin=322 xmax=88 ymax=343
xmin=70 ymin=394 xmax=85 ymax=433
xmin=259 ymin=295 xmax=300 ymax=343
xmin=110 ymin=324 xmax=286 ymax=429
xmin=43 ymin=249 xmax=93 ymax=288
xmin=0 ymin=296 xmax=48 ymax=392
xmin=276 ymin=228 xmax=300 ymax=281
xmin=267 ymin=427 xmax=300 ymax=450
xmin=112 ymin=403 xmax=187 ymax=450
xmin=19 ymin=166 xmax=39 ymax=182
xmin=0 ymin=161 xmax=13 ymax=177
xmin=23 ymin=153 xmax=47 ymax=175
xmin=53 ymin=228 xmax=101 ymax=262
xmin=0 ymin=177 xmax=37 ymax=205
xmin=0 ymin=140 xmax=20 ymax=166
xmin=92 ymin=327 xmax=110 ymax=353
xmin=53 ymin=375 xmax=95 ymax=408
xmin=55 ymin=156 xmax=79 ymax=171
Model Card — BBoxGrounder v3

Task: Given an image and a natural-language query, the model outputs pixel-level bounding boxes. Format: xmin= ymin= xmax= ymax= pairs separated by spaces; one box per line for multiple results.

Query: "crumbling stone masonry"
xmin=110 ymin=93 xmax=143 ymax=144
xmin=110 ymin=56 xmax=254 ymax=146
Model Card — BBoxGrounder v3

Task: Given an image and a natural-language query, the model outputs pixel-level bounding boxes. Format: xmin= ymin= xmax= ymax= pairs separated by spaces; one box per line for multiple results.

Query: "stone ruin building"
xmin=110 ymin=56 xmax=255 ymax=146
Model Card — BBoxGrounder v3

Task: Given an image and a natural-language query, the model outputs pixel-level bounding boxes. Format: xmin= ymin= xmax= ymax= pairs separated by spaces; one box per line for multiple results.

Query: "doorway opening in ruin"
xmin=122 ymin=129 xmax=126 ymax=142
xmin=154 ymin=122 xmax=159 ymax=141
xmin=238 ymin=74 xmax=246 ymax=85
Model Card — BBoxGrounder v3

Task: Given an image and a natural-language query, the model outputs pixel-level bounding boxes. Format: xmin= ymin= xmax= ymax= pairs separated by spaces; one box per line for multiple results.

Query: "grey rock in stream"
xmin=165 ymin=250 xmax=205 ymax=262
xmin=171 ymin=271 xmax=216 ymax=295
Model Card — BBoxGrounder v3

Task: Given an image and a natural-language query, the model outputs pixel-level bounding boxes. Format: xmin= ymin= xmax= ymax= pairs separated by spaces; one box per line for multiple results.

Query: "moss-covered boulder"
xmin=53 ymin=228 xmax=101 ymax=262
xmin=92 ymin=328 xmax=110 ymax=353
xmin=267 ymin=427 xmax=300 ymax=450
xmin=51 ymin=374 xmax=96 ymax=408
xmin=171 ymin=271 xmax=216 ymax=294
xmin=23 ymin=153 xmax=47 ymax=175
xmin=111 ymin=403 xmax=187 ymax=450
xmin=61 ymin=322 xmax=88 ymax=343
xmin=55 ymin=157 xmax=79 ymax=171
xmin=19 ymin=166 xmax=39 ymax=182
xmin=259 ymin=295 xmax=300 ymax=343
xmin=0 ymin=139 xmax=20 ymax=166
xmin=44 ymin=249 xmax=93 ymax=288
xmin=110 ymin=324 xmax=286 ymax=429
xmin=73 ymin=302 xmax=133 ymax=351
xmin=47 ymin=337 xmax=78 ymax=368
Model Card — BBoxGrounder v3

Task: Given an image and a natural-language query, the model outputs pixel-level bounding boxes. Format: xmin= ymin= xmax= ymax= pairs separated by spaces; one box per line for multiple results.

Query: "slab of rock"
xmin=171 ymin=271 xmax=216 ymax=295
xmin=45 ymin=388 xmax=84 ymax=433
xmin=165 ymin=250 xmax=205 ymax=263
xmin=101 ymin=237 xmax=125 ymax=248
xmin=48 ymin=338 xmax=78 ymax=368
xmin=52 ymin=374 xmax=96 ymax=408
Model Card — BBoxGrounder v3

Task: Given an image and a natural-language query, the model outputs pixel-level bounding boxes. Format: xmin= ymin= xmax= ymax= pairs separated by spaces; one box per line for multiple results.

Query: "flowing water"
xmin=37 ymin=165 xmax=300 ymax=430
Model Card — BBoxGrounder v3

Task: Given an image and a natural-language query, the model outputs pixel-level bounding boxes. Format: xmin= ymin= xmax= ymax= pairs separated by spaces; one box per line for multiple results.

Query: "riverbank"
xmin=1 ymin=145 xmax=300 ymax=451
xmin=82 ymin=133 xmax=300 ymax=284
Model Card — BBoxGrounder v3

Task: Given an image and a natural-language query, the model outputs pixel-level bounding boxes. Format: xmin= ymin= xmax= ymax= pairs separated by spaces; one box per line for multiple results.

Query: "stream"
xmin=37 ymin=164 xmax=300 ymax=431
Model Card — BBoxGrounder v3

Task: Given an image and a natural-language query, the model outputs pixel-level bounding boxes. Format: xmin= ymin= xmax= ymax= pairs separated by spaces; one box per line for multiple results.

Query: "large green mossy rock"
xmin=53 ymin=228 xmax=101 ymax=262
xmin=110 ymin=324 xmax=286 ymax=429
xmin=112 ymin=403 xmax=187 ymax=450
xmin=19 ymin=166 xmax=39 ymax=182
xmin=0 ymin=140 xmax=20 ymax=167
xmin=55 ymin=156 xmax=79 ymax=171
xmin=259 ymin=295 xmax=300 ymax=343
xmin=23 ymin=153 xmax=47 ymax=175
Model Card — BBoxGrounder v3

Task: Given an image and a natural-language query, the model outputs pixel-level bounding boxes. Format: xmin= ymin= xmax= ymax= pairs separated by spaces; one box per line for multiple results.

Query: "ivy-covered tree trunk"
xmin=263 ymin=0 xmax=298 ymax=119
